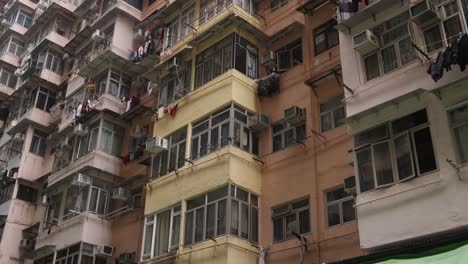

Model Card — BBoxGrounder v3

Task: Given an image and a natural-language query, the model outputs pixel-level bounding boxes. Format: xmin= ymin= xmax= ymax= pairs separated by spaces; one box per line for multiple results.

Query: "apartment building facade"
xmin=336 ymin=0 xmax=468 ymax=261
xmin=0 ymin=0 xmax=150 ymax=263
xmin=139 ymin=0 xmax=363 ymax=264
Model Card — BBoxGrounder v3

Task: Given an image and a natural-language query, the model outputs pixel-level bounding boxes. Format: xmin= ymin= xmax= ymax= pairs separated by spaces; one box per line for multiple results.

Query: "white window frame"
xmin=325 ymin=187 xmax=356 ymax=227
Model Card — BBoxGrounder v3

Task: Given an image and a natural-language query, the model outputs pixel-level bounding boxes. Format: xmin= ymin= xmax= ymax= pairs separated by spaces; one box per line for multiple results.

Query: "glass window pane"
xmin=321 ymin=113 xmax=332 ymax=132
xmin=194 ymin=207 xmax=205 ymax=242
xmin=144 ymin=223 xmax=153 ymax=255
xmin=327 ymin=204 xmax=340 ymax=226
xmin=231 ymin=200 xmax=239 ymax=235
xmin=373 ymin=141 xmax=394 ymax=186
xmin=444 ymin=15 xmax=462 ymax=44
xmin=357 ymin=148 xmax=375 ymax=192
xmin=273 ymin=217 xmax=284 ymax=242
xmin=89 ymin=188 xmax=98 ymax=212
xmin=424 ymin=25 xmax=443 ymax=52
xmin=381 ymin=45 xmax=398 ymax=73
xmin=184 ymin=211 xmax=194 ymax=245
xmin=413 ymin=127 xmax=437 ymax=174
xmin=285 ymin=213 xmax=296 ymax=239
xmin=342 ymin=200 xmax=356 ymax=223
xmin=241 ymin=203 xmax=249 ymax=239
xmin=394 ymin=134 xmax=415 ymax=181
xmin=454 ymin=125 xmax=468 ymax=163
xmin=97 ymin=191 xmax=107 ymax=214
xmin=206 ymin=203 xmax=216 ymax=239
xmin=365 ymin=53 xmax=380 ymax=80
xmin=399 ymin=37 xmax=416 ymax=65
xmin=273 ymin=135 xmax=282 ymax=151
xmin=217 ymin=199 xmax=227 ymax=235
xmin=171 ymin=214 xmax=180 ymax=248
xmin=298 ymin=209 xmax=310 ymax=234
xmin=251 ymin=206 xmax=258 ymax=242
xmin=154 ymin=210 xmax=171 ymax=256
xmin=333 ymin=107 xmax=346 ymax=128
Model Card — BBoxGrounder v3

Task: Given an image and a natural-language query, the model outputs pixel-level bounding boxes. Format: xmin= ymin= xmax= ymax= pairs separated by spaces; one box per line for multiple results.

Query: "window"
xmin=0 ymin=68 xmax=17 ymax=88
xmin=55 ymin=243 xmax=81 ymax=264
xmin=164 ymin=6 xmax=194 ymax=48
xmin=449 ymin=104 xmax=468 ymax=163
xmin=424 ymin=1 xmax=463 ymax=52
xmin=271 ymin=0 xmax=290 ymax=12
xmin=364 ymin=12 xmax=416 ymax=81
xmin=142 ymin=204 xmax=181 ymax=260
xmin=30 ymin=130 xmax=48 ymax=156
xmin=100 ymin=121 xmax=124 ymax=156
xmin=326 ymin=187 xmax=355 ymax=227
xmin=314 ymin=19 xmax=339 ymax=55
xmin=272 ymin=198 xmax=310 ymax=242
xmin=195 ymin=33 xmax=257 ymax=89
xmin=15 ymin=10 xmax=32 ymax=28
xmin=87 ymin=186 xmax=108 ymax=215
xmin=44 ymin=193 xmax=61 ymax=229
xmin=7 ymin=38 xmax=25 ymax=57
xmin=30 ymin=87 xmax=56 ymax=112
xmin=16 ymin=184 xmax=38 ymax=203
xmin=272 ymin=121 xmax=306 ymax=152
xmin=158 ymin=60 xmax=192 ymax=107
xmin=276 ymin=39 xmax=303 ymax=71
xmin=151 ymin=127 xmax=187 ymax=179
xmin=354 ymin=109 xmax=437 ymax=193
xmin=108 ymin=68 xmax=131 ymax=98
xmin=43 ymin=50 xmax=63 ymax=74
xmin=191 ymin=104 xmax=259 ymax=160
xmin=62 ymin=185 xmax=89 ymax=220
xmin=320 ymin=95 xmax=345 ymax=132
xmin=184 ymin=184 xmax=258 ymax=245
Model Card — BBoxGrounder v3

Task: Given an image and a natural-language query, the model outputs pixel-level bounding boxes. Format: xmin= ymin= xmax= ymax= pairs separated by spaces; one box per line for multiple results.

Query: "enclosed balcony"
xmin=0 ymin=36 xmax=26 ymax=67
xmin=26 ymin=14 xmax=74 ymax=53
xmin=0 ymin=66 xmax=18 ymax=99
xmin=143 ymin=0 xmax=264 ymax=78
xmin=50 ymin=117 xmax=124 ymax=185
xmin=31 ymin=0 xmax=79 ymax=29
xmin=0 ymin=8 xmax=33 ymax=37
xmin=3 ymin=0 xmax=38 ymax=16
xmin=4 ymin=87 xmax=57 ymax=136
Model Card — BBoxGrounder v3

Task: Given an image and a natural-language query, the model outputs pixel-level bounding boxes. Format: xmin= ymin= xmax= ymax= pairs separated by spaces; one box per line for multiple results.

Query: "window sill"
xmin=327 ymin=220 xmax=356 ymax=230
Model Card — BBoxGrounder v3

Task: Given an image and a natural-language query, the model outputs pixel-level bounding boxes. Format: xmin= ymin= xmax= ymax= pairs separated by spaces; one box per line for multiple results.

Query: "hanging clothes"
xmin=457 ymin=34 xmax=468 ymax=71
xmin=427 ymin=52 xmax=445 ymax=82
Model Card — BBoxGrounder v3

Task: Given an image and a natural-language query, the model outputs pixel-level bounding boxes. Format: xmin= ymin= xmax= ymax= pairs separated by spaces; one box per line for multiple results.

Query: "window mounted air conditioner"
xmin=13 ymin=133 xmax=25 ymax=142
xmin=19 ymin=239 xmax=34 ymax=250
xmin=284 ymin=106 xmax=305 ymax=125
xmin=14 ymin=68 xmax=24 ymax=77
xmin=72 ymin=173 xmax=91 ymax=187
xmin=262 ymin=51 xmax=276 ymax=65
xmin=353 ymin=29 xmax=380 ymax=56
xmin=112 ymin=187 xmax=130 ymax=201
xmin=344 ymin=176 xmax=356 ymax=195
xmin=410 ymin=0 xmax=440 ymax=26
xmin=92 ymin=29 xmax=105 ymax=42
xmin=166 ymin=57 xmax=179 ymax=71
xmin=146 ymin=136 xmax=169 ymax=154
xmin=99 ymin=245 xmax=114 ymax=256
xmin=248 ymin=113 xmax=270 ymax=131
xmin=73 ymin=124 xmax=88 ymax=136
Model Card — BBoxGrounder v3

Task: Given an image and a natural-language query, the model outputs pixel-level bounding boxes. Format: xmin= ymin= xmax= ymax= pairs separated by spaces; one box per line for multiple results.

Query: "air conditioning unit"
xmin=284 ymin=106 xmax=305 ymax=125
xmin=112 ymin=187 xmax=130 ymax=201
xmin=13 ymin=133 xmax=25 ymax=142
xmin=119 ymin=252 xmax=135 ymax=263
xmin=262 ymin=51 xmax=276 ymax=65
xmin=1 ymin=19 xmax=9 ymax=27
xmin=72 ymin=173 xmax=91 ymax=187
xmin=92 ymin=29 xmax=105 ymax=42
xmin=99 ymin=245 xmax=114 ymax=256
xmin=344 ymin=176 xmax=356 ymax=195
xmin=410 ymin=0 xmax=440 ymax=26
xmin=19 ymin=239 xmax=34 ymax=250
xmin=14 ymin=68 xmax=24 ymax=77
xmin=353 ymin=29 xmax=379 ymax=56
xmin=145 ymin=136 xmax=169 ymax=154
xmin=248 ymin=113 xmax=270 ymax=131
xmin=166 ymin=57 xmax=179 ymax=71
xmin=73 ymin=124 xmax=88 ymax=136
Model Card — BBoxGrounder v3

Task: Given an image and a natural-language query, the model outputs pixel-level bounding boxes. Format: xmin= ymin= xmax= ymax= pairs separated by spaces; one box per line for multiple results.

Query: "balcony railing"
xmin=73 ymin=39 xmax=111 ymax=72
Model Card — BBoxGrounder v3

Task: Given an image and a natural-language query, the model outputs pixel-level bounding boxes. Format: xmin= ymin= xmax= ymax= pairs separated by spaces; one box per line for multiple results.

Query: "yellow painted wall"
xmin=154 ymin=70 xmax=260 ymax=138
xmin=145 ymin=146 xmax=261 ymax=214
